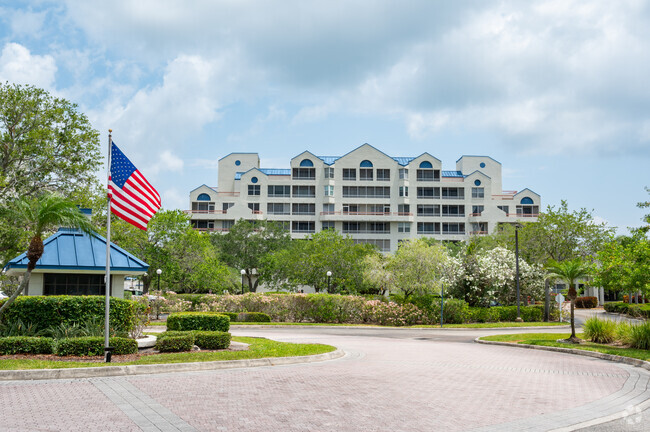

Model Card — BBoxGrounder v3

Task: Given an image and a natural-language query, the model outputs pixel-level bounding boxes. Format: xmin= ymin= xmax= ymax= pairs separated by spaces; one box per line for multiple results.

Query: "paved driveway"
xmin=1 ymin=326 xmax=648 ymax=431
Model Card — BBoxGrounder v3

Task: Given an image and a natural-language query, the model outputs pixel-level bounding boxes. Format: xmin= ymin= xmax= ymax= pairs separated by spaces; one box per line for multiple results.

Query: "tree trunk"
xmin=0 ymin=269 xmax=32 ymax=321
xmin=544 ymin=279 xmax=550 ymax=322
xmin=568 ymin=281 xmax=579 ymax=342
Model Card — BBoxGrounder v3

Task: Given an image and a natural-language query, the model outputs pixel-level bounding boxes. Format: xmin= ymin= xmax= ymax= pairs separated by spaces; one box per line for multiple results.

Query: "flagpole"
xmin=105 ymin=129 xmax=113 ymax=362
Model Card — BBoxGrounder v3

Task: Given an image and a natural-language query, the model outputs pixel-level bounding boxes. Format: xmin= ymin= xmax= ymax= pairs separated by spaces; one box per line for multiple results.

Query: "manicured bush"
xmin=55 ymin=336 xmax=138 ymax=356
xmin=575 ymin=297 xmax=598 ymax=309
xmin=603 ymin=302 xmax=650 ymax=319
xmin=166 ymin=312 xmax=230 ymax=332
xmin=216 ymin=312 xmax=239 ymax=322
xmin=0 ymin=296 xmax=146 ymax=333
xmin=467 ymin=307 xmax=501 ymax=323
xmin=236 ymin=312 xmax=271 ymax=323
xmin=0 ymin=336 xmax=54 ymax=354
xmin=583 ymin=317 xmax=617 ymax=343
xmin=155 ymin=334 xmax=194 ymax=352
xmin=192 ymin=331 xmax=231 ymax=349
xmin=430 ymin=299 xmax=469 ymax=324
xmin=629 ymin=322 xmax=650 ymax=350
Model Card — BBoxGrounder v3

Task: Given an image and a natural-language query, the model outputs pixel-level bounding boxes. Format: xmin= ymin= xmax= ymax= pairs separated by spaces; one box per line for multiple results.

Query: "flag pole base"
xmin=104 ymin=347 xmax=114 ymax=363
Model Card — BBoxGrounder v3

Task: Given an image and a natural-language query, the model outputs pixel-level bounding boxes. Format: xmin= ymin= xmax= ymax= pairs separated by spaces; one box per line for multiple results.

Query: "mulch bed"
xmin=0 ymin=349 xmax=231 ymax=364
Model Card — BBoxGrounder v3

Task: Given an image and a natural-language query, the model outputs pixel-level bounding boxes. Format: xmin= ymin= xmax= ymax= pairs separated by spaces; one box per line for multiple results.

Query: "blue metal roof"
xmin=260 ymin=168 xmax=290 ymax=176
xmin=5 ymin=228 xmax=149 ymax=273
xmin=442 ymin=170 xmax=465 ymax=177
xmin=317 ymin=156 xmax=340 ymax=165
xmin=392 ymin=157 xmax=416 ymax=166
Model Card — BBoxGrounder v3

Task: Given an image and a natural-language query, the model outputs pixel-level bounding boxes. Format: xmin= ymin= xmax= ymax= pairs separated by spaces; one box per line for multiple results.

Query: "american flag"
xmin=108 ymin=142 xmax=161 ymax=230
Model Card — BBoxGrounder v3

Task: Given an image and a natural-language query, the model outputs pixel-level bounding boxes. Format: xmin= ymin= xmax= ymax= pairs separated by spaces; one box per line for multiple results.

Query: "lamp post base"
xmin=515 ymin=317 xmax=524 ymax=323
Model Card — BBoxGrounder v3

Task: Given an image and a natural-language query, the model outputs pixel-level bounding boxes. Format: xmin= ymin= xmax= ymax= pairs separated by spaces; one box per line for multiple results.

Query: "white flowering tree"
xmin=478 ymin=247 xmax=545 ymax=305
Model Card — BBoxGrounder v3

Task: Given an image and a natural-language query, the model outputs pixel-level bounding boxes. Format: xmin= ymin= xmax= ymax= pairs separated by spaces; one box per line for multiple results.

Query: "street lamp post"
xmin=240 ymin=269 xmax=246 ymax=294
xmin=156 ymin=269 xmax=162 ymax=292
xmin=515 ymin=226 xmax=522 ymax=322
xmin=326 ymin=271 xmax=332 ymax=293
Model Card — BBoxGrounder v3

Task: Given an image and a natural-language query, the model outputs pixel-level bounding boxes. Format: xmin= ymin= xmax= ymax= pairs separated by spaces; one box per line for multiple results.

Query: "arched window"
xmin=520 ymin=197 xmax=534 ymax=205
xmin=419 ymin=161 xmax=433 ymax=169
xmin=197 ymin=193 xmax=211 ymax=201
xmin=299 ymin=159 xmax=314 ymax=167
xmin=360 ymin=160 xmax=373 ymax=167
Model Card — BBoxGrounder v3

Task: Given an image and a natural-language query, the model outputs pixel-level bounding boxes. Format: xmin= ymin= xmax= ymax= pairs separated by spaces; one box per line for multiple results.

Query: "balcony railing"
xmin=469 ymin=213 xmax=482 ymax=217
xmin=417 ymin=230 xmax=441 ymax=235
xmin=507 ymin=213 xmax=539 ymax=218
xmin=195 ymin=227 xmax=231 ymax=232
xmin=417 ymin=195 xmax=440 ymax=199
xmin=442 ymin=231 xmax=466 ymax=235
xmin=293 ymin=211 xmax=316 ymax=215
xmin=441 ymin=213 xmax=466 ymax=217
xmin=320 ymin=211 xmax=413 ymax=216
xmin=342 ymin=230 xmax=391 ymax=234
xmin=441 ymin=195 xmax=465 ymax=200
xmin=292 ymin=229 xmax=316 ymax=233
xmin=185 ymin=209 xmax=227 ymax=214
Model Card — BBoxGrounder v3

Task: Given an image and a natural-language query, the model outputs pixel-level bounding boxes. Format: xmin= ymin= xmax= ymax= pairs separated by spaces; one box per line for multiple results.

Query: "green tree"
xmin=386 ymin=239 xmax=452 ymax=300
xmin=261 ymin=230 xmax=374 ymax=293
xmin=0 ymin=193 xmax=94 ymax=320
xmin=593 ymin=234 xmax=650 ymax=301
xmin=546 ymin=259 xmax=591 ymax=342
xmin=496 ymin=201 xmax=614 ymax=266
xmin=0 ymin=82 xmax=101 ymax=266
xmin=638 ymin=187 xmax=650 ymax=233
xmin=213 ymin=219 xmax=291 ymax=292
xmin=363 ymin=253 xmax=391 ymax=296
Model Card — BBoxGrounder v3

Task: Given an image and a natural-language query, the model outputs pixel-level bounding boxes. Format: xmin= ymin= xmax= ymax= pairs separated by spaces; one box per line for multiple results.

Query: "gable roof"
xmin=5 ymin=228 xmax=149 ymax=273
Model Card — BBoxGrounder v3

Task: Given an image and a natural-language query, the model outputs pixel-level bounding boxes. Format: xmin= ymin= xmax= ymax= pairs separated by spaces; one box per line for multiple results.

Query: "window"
xmin=398 ymin=222 xmax=411 ymax=233
xmin=292 ymin=185 xmax=315 ymax=197
xmin=322 ymin=221 xmax=335 ymax=230
xmin=442 ymin=222 xmax=465 ymax=235
xmin=354 ymin=239 xmax=390 ymax=252
xmin=360 ymin=160 xmax=373 ymax=167
xmin=399 ymin=168 xmax=408 ymax=180
xmin=222 ymin=220 xmax=234 ymax=230
xmin=342 ymin=168 xmax=356 ymax=180
xmin=342 ymin=204 xmax=358 ymax=214
xmin=324 ymin=167 xmax=334 ymax=179
xmin=248 ymin=203 xmax=260 ymax=213
xmin=417 ymin=204 xmax=440 ymax=216
xmin=417 ymin=222 xmax=440 ymax=234
xmin=497 ymin=205 xmax=509 ymax=214
xmin=442 ymin=187 xmax=464 ymax=199
xmin=376 ymin=169 xmax=390 ymax=181
xmin=342 ymin=222 xmax=390 ymax=234
xmin=323 ymin=204 xmax=335 ymax=214
xmin=268 ymin=185 xmax=290 ymax=197
xmin=398 ymin=204 xmax=410 ymax=214
xmin=442 ymin=205 xmax=464 ymax=216
xmin=416 ymin=169 xmax=434 ymax=181
xmin=417 ymin=187 xmax=440 ymax=199
xmin=342 ymin=186 xmax=390 ymax=198
xmin=44 ymin=274 xmax=107 ymax=296
xmin=248 ymin=185 xmax=260 ymax=196
xmin=192 ymin=201 xmax=215 ymax=212
xmin=292 ymin=221 xmax=315 ymax=233
xmin=292 ymin=203 xmax=315 ymax=215
xmin=399 ymin=186 xmax=408 ymax=197
xmin=360 ymin=168 xmax=373 ymax=181
xmin=193 ymin=220 xmax=215 ymax=230
xmin=267 ymin=203 xmax=290 ymax=215
xmin=299 ymin=159 xmax=314 ymax=167
xmin=471 ymin=205 xmax=484 ymax=216
xmin=197 ymin=193 xmax=211 ymax=201
xmin=471 ymin=187 xmax=484 ymax=198
xmin=292 ymin=168 xmax=315 ymax=180
xmin=324 ymin=185 xmax=334 ymax=196
xmin=222 ymin=202 xmax=234 ymax=212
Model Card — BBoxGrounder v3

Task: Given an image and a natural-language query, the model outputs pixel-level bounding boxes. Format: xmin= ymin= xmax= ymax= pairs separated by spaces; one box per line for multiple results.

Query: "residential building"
xmin=188 ymin=144 xmax=540 ymax=253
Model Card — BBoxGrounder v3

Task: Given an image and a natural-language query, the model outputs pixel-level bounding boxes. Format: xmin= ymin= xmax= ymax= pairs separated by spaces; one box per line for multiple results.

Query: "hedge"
xmin=0 ymin=336 xmax=54 ymax=354
xmin=575 ymin=297 xmax=598 ymax=309
xmin=166 ymin=313 xmax=230 ymax=332
xmin=604 ymin=302 xmax=650 ymax=319
xmin=236 ymin=312 xmax=271 ymax=323
xmin=55 ymin=336 xmax=138 ymax=356
xmin=0 ymin=296 xmax=146 ymax=333
xmin=217 ymin=312 xmax=239 ymax=322
xmin=192 ymin=331 xmax=231 ymax=349
xmin=155 ymin=334 xmax=194 ymax=352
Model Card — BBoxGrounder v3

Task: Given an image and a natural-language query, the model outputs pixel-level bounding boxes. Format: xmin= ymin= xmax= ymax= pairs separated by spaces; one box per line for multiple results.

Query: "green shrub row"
xmin=0 ymin=296 xmax=147 ymax=333
xmin=584 ymin=317 xmax=650 ymax=350
xmin=166 ymin=313 xmax=230 ymax=332
xmin=236 ymin=312 xmax=271 ymax=323
xmin=604 ymin=302 xmax=650 ymax=319
xmin=575 ymin=297 xmax=598 ymax=309
xmin=55 ymin=336 xmax=138 ymax=356
xmin=156 ymin=330 xmax=231 ymax=352
xmin=0 ymin=336 xmax=138 ymax=356
xmin=0 ymin=336 xmax=55 ymax=354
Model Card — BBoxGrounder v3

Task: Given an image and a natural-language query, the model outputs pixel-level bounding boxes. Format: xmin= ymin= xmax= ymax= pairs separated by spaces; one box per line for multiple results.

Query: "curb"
xmin=229 ymin=324 xmax=571 ymax=331
xmin=475 ymin=337 xmax=650 ymax=372
xmin=0 ymin=348 xmax=345 ymax=381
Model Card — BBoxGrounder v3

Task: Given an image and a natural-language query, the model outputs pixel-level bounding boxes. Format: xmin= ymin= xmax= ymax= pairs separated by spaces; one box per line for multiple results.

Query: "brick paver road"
xmin=1 ymin=327 xmax=648 ymax=431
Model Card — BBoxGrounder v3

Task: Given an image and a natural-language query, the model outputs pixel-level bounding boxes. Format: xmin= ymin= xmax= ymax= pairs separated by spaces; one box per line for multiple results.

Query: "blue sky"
xmin=1 ymin=1 xmax=649 ymax=233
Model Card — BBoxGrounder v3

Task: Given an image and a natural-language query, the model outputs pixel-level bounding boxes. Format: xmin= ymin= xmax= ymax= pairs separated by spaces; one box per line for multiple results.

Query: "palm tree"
xmin=0 ymin=193 xmax=94 ymax=320
xmin=546 ymin=259 xmax=591 ymax=342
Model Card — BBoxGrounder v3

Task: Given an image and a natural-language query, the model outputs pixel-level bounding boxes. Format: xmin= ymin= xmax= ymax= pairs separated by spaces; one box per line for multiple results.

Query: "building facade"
xmin=188 ymin=144 xmax=540 ymax=253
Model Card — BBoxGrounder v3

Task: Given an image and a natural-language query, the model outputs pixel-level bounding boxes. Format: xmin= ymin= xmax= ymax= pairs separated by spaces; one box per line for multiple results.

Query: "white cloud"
xmin=0 ymin=42 xmax=57 ymax=89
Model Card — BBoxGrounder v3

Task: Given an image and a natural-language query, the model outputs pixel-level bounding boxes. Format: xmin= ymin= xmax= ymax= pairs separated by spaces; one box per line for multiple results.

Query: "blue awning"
xmin=5 ymin=228 xmax=149 ymax=273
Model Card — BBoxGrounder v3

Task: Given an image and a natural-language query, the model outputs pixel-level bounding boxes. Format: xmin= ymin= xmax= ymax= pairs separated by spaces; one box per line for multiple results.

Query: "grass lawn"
xmin=0 ymin=337 xmax=336 ymax=370
xmin=229 ymin=321 xmax=566 ymax=328
xmin=480 ymin=333 xmax=650 ymax=362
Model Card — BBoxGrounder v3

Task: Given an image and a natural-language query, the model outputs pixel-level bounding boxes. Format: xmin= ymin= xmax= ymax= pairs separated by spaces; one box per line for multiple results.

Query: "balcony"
xmin=507 ymin=213 xmax=539 ymax=218
xmin=185 ymin=209 xmax=227 ymax=215
xmin=417 ymin=230 xmax=441 ymax=235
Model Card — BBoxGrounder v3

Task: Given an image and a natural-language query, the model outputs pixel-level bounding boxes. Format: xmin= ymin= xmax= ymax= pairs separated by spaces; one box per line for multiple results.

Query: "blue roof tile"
xmin=5 ymin=228 xmax=148 ymax=273
xmin=442 ymin=170 xmax=465 ymax=177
